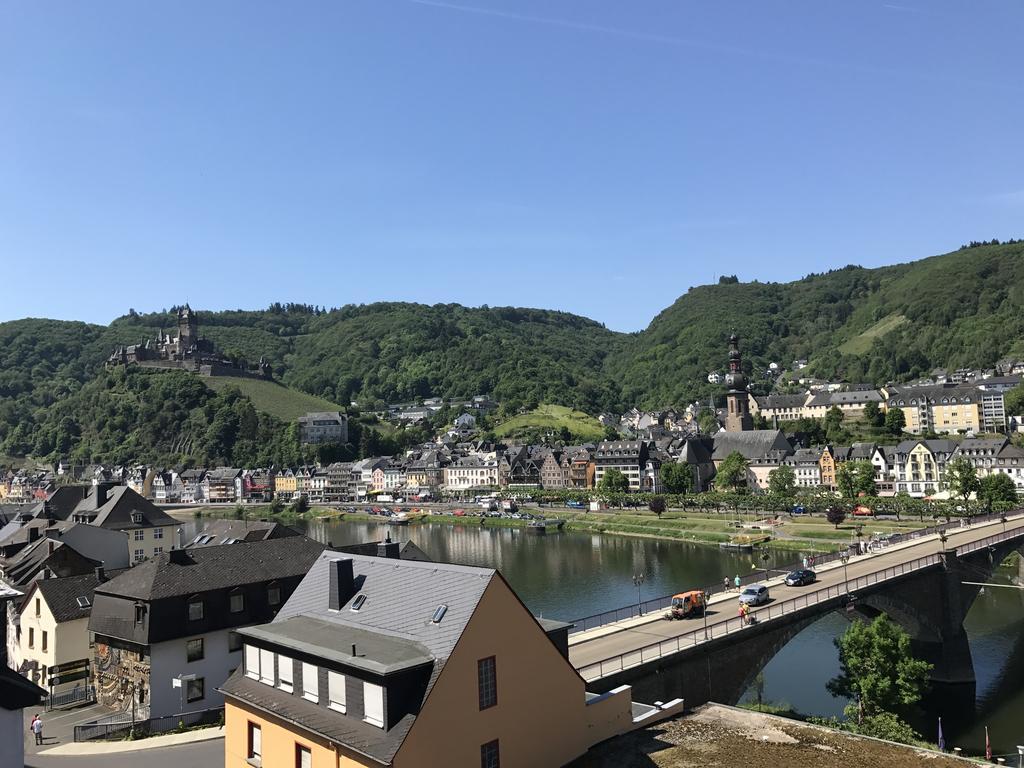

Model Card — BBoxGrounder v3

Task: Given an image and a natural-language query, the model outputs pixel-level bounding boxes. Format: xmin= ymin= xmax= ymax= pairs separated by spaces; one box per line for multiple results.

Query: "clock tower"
xmin=724 ymin=333 xmax=753 ymax=432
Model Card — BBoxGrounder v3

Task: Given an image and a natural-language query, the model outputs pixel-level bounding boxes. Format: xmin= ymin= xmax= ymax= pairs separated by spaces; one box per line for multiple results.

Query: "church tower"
xmin=177 ymin=304 xmax=198 ymax=350
xmin=724 ymin=333 xmax=753 ymax=432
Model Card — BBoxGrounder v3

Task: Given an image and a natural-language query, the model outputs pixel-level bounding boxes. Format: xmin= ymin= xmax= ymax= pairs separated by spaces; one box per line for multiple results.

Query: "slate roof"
xmin=185 ymin=520 xmax=300 ymax=548
xmin=95 ymin=536 xmax=326 ymax=601
xmin=71 ymin=485 xmax=177 ymax=529
xmin=221 ymin=551 xmax=495 ymax=765
xmin=29 ymin=570 xmax=125 ymax=623
xmin=755 ymin=394 xmax=807 ymax=410
xmin=712 ymin=430 xmax=793 ymax=461
xmin=847 ymin=443 xmax=876 ymax=461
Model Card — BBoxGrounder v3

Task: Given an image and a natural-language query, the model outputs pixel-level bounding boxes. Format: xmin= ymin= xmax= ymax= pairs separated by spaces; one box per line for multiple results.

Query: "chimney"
xmin=48 ymin=541 xmax=56 ymax=555
xmin=95 ymin=566 xmax=106 ymax=583
xmin=328 ymin=558 xmax=355 ymax=610
xmin=377 ymin=541 xmax=401 ymax=559
xmin=168 ymin=549 xmax=192 ymax=565
xmin=45 ymin=528 xmax=61 ymax=540
xmin=28 ymin=527 xmax=40 ymax=542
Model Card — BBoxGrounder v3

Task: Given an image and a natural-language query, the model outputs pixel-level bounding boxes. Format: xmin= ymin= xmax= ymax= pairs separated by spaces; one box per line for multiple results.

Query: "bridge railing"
xmin=568 ymin=507 xmax=1021 ymax=635
xmin=576 ymin=519 xmax=1024 ymax=682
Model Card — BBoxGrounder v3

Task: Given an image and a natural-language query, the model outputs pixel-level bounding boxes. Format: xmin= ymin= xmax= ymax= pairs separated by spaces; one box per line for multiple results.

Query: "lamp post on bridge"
xmin=633 ymin=572 xmax=645 ymax=616
xmin=840 ymin=552 xmax=850 ymax=596
xmin=703 ymin=590 xmax=711 ymax=640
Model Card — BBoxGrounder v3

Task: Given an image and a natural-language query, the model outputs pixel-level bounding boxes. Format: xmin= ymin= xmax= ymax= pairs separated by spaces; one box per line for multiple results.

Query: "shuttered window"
xmin=363 ymin=682 xmax=384 ymax=727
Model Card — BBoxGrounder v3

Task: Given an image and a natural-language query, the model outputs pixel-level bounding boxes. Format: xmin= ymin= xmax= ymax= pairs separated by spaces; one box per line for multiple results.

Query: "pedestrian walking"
xmin=723 ymin=577 xmax=730 ymax=592
xmin=802 ymin=556 xmax=808 ymax=570
xmin=734 ymin=574 xmax=741 ymax=591
xmin=31 ymin=713 xmax=43 ymax=745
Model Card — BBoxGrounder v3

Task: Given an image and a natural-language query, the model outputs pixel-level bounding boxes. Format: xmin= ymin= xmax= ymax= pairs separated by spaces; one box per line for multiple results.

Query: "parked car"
xmin=791 ymin=505 xmax=806 ymax=515
xmin=738 ymin=584 xmax=770 ymax=606
xmin=784 ymin=569 xmax=816 ymax=587
xmin=566 ymin=500 xmax=586 ymax=509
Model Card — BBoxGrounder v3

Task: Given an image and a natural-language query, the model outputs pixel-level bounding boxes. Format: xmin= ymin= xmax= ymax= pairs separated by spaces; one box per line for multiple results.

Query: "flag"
xmin=937 ymin=717 xmax=945 ymax=751
xmin=986 ymin=726 xmax=992 ymax=761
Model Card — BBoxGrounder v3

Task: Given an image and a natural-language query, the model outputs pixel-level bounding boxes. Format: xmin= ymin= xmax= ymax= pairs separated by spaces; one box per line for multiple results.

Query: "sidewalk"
xmin=39 ymin=726 xmax=224 ymax=756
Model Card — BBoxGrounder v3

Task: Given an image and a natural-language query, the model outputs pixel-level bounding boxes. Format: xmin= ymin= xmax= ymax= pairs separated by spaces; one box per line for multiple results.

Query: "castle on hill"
xmin=107 ymin=305 xmax=271 ymax=379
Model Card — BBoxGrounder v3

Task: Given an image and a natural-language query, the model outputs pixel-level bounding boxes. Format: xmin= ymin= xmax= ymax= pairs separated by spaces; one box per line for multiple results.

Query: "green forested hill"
xmin=606 ymin=240 xmax=1024 ymax=407
xmin=2 ymin=240 xmax=1023 ymax=462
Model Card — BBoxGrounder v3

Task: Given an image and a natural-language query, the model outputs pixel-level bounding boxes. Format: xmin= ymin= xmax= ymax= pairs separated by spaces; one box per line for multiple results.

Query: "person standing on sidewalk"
xmin=31 ymin=713 xmax=43 ymax=745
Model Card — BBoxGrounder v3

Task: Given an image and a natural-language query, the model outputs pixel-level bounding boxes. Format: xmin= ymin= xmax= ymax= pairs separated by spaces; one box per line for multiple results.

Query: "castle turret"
xmin=724 ymin=333 xmax=753 ymax=432
xmin=177 ymin=304 xmax=198 ymax=350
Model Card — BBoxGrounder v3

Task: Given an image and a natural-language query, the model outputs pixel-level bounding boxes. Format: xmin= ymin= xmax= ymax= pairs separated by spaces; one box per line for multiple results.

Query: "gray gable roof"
xmin=72 ymin=485 xmax=177 ymax=529
xmin=185 ymin=520 xmax=299 ymax=548
xmin=712 ymin=430 xmax=793 ymax=460
xmin=30 ymin=569 xmax=125 ymax=623
xmin=756 ymin=394 xmax=807 ymax=410
xmin=95 ymin=536 xmax=325 ymax=601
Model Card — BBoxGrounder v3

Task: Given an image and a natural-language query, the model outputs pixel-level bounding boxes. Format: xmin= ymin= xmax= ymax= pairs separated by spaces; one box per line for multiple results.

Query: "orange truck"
xmin=665 ymin=590 xmax=706 ymax=620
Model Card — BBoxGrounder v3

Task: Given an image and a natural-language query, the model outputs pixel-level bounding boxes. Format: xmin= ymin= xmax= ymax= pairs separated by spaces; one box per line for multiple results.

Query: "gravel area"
xmin=570 ymin=704 xmax=972 ymax=768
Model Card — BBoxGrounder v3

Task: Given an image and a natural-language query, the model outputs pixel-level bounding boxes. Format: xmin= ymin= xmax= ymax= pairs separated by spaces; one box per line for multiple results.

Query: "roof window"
xmin=350 ymin=594 xmax=367 ymax=612
xmin=76 ymin=596 xmax=91 ymax=609
xmin=431 ymin=604 xmax=448 ymax=624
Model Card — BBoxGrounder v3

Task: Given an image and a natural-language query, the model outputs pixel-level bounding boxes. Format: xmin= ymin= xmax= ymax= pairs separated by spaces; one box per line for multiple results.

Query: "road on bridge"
xmin=569 ymin=512 xmax=1024 ymax=679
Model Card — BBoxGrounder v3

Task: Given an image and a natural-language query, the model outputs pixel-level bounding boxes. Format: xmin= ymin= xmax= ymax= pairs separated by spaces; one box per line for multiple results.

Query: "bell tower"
xmin=724 ymin=333 xmax=753 ymax=432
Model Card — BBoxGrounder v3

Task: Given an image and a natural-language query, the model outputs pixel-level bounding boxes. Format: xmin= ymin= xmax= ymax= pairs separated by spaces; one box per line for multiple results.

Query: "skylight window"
xmin=350 ymin=594 xmax=367 ymax=612
xmin=76 ymin=596 xmax=91 ymax=609
xmin=431 ymin=604 xmax=448 ymax=624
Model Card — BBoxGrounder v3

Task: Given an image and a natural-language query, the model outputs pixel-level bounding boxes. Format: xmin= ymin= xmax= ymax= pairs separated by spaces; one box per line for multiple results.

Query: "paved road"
xmin=27 ymin=739 xmax=223 ymax=768
xmin=569 ymin=513 xmax=1024 ymax=676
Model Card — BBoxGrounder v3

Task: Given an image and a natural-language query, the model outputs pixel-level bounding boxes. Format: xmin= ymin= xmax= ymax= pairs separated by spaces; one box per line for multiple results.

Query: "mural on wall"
xmin=94 ymin=642 xmax=150 ymax=717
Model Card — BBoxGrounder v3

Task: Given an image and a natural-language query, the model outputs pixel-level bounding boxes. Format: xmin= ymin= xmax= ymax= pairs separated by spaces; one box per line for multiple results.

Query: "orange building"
xmin=221 ymin=553 xmax=671 ymax=768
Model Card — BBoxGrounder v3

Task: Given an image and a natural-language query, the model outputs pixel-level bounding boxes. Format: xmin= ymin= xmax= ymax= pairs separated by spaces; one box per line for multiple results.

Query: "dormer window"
xmin=230 ymin=590 xmax=245 ymax=613
xmin=131 ymin=512 xmax=144 ymax=524
xmin=267 ymin=583 xmax=281 ymax=606
xmin=188 ymin=597 xmax=204 ymax=621
xmin=134 ymin=603 xmax=146 ymax=625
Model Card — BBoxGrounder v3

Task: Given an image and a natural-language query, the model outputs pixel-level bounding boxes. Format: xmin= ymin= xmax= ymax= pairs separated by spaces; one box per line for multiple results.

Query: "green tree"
xmin=660 ymin=462 xmax=694 ymax=494
xmin=824 ymin=406 xmax=844 ymax=437
xmin=602 ymin=425 xmax=620 ymax=441
xmin=827 ymin=615 xmax=932 ymax=720
xmin=863 ymin=401 xmax=883 ymax=428
xmin=978 ymin=473 xmax=1018 ymax=505
xmin=1005 ymin=384 xmax=1024 ymax=418
xmin=826 ymin=506 xmax=847 ymax=529
xmin=648 ymin=496 xmax=666 ymax=517
xmin=838 ymin=460 xmax=876 ymax=498
xmin=716 ymin=451 xmax=749 ymax=492
xmin=598 ymin=468 xmax=630 ymax=493
xmin=768 ymin=464 xmax=796 ymax=496
xmin=944 ymin=457 xmax=979 ymax=505
xmin=698 ymin=411 xmax=720 ymax=435
xmin=269 ymin=496 xmax=285 ymax=515
xmin=289 ymin=494 xmax=310 ymax=516
xmin=885 ymin=408 xmax=906 ymax=436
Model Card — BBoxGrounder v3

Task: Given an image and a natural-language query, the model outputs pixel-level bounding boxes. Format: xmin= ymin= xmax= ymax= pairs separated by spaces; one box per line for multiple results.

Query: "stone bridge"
xmin=568 ymin=513 xmax=1024 ymax=709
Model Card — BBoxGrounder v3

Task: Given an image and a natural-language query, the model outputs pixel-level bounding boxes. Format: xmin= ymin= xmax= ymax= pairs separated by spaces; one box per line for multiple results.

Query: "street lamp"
xmin=761 ymin=550 xmax=771 ymax=582
xmin=633 ymin=572 xmax=645 ymax=616
xmin=840 ymin=552 xmax=850 ymax=595
xmin=703 ymin=590 xmax=711 ymax=640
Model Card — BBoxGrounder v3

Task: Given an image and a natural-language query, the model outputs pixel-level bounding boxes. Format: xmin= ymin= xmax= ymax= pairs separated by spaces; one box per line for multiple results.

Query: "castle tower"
xmin=724 ymin=333 xmax=753 ymax=432
xmin=177 ymin=304 xmax=198 ymax=349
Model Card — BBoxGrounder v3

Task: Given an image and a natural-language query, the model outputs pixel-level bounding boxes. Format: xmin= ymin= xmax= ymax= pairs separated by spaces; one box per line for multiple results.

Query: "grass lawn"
xmin=494 ymin=404 xmax=605 ymax=442
xmin=837 ymin=313 xmax=909 ymax=355
xmin=204 ymin=376 xmax=345 ymax=421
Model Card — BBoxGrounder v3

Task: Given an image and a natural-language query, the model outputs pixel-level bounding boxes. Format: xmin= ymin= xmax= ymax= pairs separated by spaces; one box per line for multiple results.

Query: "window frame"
xmin=247 ymin=722 xmax=262 ymax=766
xmin=478 ymin=656 xmax=497 ymax=710
xmin=188 ymin=597 xmax=204 ymax=622
xmin=278 ymin=655 xmax=294 ymax=693
xmin=363 ymin=681 xmax=384 ymax=728
xmin=259 ymin=649 xmax=275 ymax=686
xmin=185 ymin=676 xmax=205 ymax=704
xmin=302 ymin=662 xmax=319 ymax=703
xmin=230 ymin=590 xmax=245 ymax=614
xmin=228 ymin=631 xmax=243 ymax=653
xmin=480 ymin=739 xmax=500 ymax=768
xmin=327 ymin=671 xmax=346 ymax=713
xmin=295 ymin=744 xmax=312 ymax=768
xmin=186 ymin=637 xmax=204 ymax=663
xmin=244 ymin=645 xmax=260 ymax=679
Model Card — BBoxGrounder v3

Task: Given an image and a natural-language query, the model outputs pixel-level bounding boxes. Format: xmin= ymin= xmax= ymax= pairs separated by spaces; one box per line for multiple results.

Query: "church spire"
xmin=724 ymin=333 xmax=753 ymax=432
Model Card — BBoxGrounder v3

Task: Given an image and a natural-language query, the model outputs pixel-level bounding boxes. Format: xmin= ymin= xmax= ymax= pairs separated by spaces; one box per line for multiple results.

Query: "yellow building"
xmin=16 ymin=571 xmax=110 ymax=692
xmin=884 ymin=385 xmax=983 ymax=435
xmin=818 ymin=447 xmax=837 ymax=490
xmin=274 ymin=470 xmax=298 ymax=499
xmin=221 ymin=553 xmax=669 ymax=768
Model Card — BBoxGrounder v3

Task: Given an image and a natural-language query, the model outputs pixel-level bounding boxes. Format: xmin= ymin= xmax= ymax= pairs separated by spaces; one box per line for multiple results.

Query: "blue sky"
xmin=2 ymin=1 xmax=1022 ymax=331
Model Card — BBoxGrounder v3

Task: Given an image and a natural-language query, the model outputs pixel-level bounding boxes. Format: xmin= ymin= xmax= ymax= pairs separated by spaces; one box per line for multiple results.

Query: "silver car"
xmin=739 ymin=584 xmax=770 ymax=606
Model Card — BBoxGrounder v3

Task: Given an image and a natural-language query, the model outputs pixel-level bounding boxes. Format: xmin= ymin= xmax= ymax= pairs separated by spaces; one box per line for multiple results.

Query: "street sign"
xmin=49 ymin=658 xmax=89 ymax=675
xmin=50 ymin=669 xmax=89 ymax=686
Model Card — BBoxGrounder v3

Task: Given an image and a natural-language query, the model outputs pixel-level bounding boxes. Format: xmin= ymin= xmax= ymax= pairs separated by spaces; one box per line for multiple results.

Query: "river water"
xmin=183 ymin=517 xmax=1024 ymax=756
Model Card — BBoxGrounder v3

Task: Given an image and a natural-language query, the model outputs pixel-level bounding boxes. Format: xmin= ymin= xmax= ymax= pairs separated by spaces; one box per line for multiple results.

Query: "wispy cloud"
xmin=405 ymin=0 xmax=1021 ymax=94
